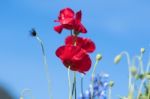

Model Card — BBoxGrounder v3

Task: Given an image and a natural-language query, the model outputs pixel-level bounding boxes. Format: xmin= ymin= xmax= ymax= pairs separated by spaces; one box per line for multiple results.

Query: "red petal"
xmin=80 ymin=23 xmax=87 ymax=33
xmin=76 ymin=10 xmax=82 ymax=21
xmin=65 ymin=36 xmax=95 ymax=53
xmin=59 ymin=8 xmax=75 ymax=20
xmin=61 ymin=18 xmax=74 ymax=29
xmin=74 ymin=21 xmax=87 ymax=33
xmin=54 ymin=25 xmax=63 ymax=33
xmin=56 ymin=45 xmax=90 ymax=72
xmin=56 ymin=46 xmax=65 ymax=58
xmin=77 ymin=54 xmax=91 ymax=73
xmin=81 ymin=38 xmax=96 ymax=53
xmin=65 ymin=35 xmax=76 ymax=45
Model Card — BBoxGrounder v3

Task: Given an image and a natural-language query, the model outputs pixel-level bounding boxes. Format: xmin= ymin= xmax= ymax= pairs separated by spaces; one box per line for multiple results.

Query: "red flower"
xmin=56 ymin=45 xmax=91 ymax=73
xmin=65 ymin=36 xmax=95 ymax=53
xmin=54 ymin=8 xmax=87 ymax=34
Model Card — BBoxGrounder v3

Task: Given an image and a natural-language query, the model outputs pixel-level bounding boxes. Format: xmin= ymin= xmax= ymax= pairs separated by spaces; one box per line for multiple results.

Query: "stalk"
xmin=32 ymin=29 xmax=52 ymax=99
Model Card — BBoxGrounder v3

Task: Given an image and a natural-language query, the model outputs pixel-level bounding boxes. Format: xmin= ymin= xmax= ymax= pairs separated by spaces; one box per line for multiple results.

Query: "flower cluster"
xmin=78 ymin=73 xmax=110 ymax=99
xmin=28 ymin=6 xmax=150 ymax=99
xmin=55 ymin=8 xmax=95 ymax=73
xmin=28 ymin=7 xmax=113 ymax=99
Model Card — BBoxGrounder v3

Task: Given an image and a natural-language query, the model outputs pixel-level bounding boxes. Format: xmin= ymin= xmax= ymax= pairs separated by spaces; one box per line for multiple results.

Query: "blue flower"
xmin=78 ymin=72 xmax=109 ymax=99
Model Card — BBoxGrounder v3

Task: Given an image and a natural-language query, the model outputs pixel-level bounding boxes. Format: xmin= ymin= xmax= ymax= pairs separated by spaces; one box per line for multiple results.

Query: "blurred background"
xmin=0 ymin=0 xmax=150 ymax=99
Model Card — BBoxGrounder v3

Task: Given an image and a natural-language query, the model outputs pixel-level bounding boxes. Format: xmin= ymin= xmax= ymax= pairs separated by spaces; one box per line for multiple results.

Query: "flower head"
xmin=56 ymin=45 xmax=91 ymax=73
xmin=114 ymin=54 xmax=122 ymax=64
xmin=79 ymin=72 xmax=110 ymax=99
xmin=30 ymin=29 xmax=37 ymax=37
xmin=140 ymin=48 xmax=145 ymax=54
xmin=54 ymin=8 xmax=87 ymax=34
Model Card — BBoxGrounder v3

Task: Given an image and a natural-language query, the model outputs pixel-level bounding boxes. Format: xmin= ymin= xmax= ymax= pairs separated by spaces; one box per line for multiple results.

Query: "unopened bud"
xmin=96 ymin=54 xmax=102 ymax=61
xmin=130 ymin=66 xmax=137 ymax=76
xmin=114 ymin=54 xmax=122 ymax=64
xmin=140 ymin=48 xmax=145 ymax=54
xmin=145 ymin=73 xmax=150 ymax=79
xmin=109 ymin=81 xmax=114 ymax=87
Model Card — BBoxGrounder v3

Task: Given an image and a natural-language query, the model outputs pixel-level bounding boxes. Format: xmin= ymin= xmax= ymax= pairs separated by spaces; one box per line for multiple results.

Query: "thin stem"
xmin=71 ymin=30 xmax=73 ymax=36
xmin=134 ymin=53 xmax=145 ymax=99
xmin=146 ymin=60 xmax=150 ymax=72
xmin=81 ymin=75 xmax=84 ymax=96
xmin=132 ymin=56 xmax=141 ymax=72
xmin=68 ymin=67 xmax=72 ymax=99
xmin=108 ymin=87 xmax=112 ymax=99
xmin=92 ymin=60 xmax=99 ymax=77
xmin=137 ymin=79 xmax=145 ymax=99
xmin=91 ymin=60 xmax=99 ymax=99
xmin=139 ymin=54 xmax=144 ymax=74
xmin=148 ymin=90 xmax=150 ymax=99
xmin=146 ymin=52 xmax=150 ymax=72
xmin=36 ymin=36 xmax=52 ymax=99
xmin=74 ymin=72 xmax=77 ymax=99
xmin=71 ymin=72 xmax=77 ymax=99
xmin=128 ymin=84 xmax=134 ymax=99
xmin=71 ymin=81 xmax=75 ymax=97
xmin=120 ymin=51 xmax=131 ymax=92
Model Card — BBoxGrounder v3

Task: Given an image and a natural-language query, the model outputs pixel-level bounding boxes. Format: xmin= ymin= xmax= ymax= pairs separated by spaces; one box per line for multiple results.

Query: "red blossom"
xmin=54 ymin=8 xmax=87 ymax=34
xmin=56 ymin=45 xmax=91 ymax=73
xmin=65 ymin=36 xmax=95 ymax=53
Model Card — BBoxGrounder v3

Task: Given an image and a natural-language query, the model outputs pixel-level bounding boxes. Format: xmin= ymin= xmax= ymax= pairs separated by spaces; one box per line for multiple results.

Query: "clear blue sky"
xmin=0 ymin=0 xmax=150 ymax=99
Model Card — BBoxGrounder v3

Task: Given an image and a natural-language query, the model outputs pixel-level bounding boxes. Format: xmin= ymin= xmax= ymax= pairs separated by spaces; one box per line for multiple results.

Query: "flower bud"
xmin=138 ymin=74 xmax=145 ymax=80
xmin=96 ymin=54 xmax=102 ymax=61
xmin=114 ymin=54 xmax=122 ymax=64
xmin=30 ymin=28 xmax=37 ymax=37
xmin=145 ymin=73 xmax=150 ymax=79
xmin=140 ymin=48 xmax=145 ymax=54
xmin=109 ymin=80 xmax=114 ymax=87
xmin=130 ymin=66 xmax=137 ymax=76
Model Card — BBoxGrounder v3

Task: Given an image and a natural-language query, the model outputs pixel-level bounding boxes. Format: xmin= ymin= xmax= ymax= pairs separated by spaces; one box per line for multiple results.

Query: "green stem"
xmin=92 ymin=60 xmax=99 ymax=76
xmin=91 ymin=60 xmax=99 ymax=99
xmin=146 ymin=60 xmax=150 ymax=72
xmin=140 ymin=54 xmax=144 ymax=74
xmin=74 ymin=72 xmax=77 ymax=99
xmin=136 ymin=53 xmax=145 ymax=99
xmin=81 ymin=75 xmax=84 ymax=96
xmin=71 ymin=72 xmax=77 ymax=99
xmin=71 ymin=81 xmax=75 ymax=97
xmin=68 ymin=67 xmax=72 ymax=99
xmin=35 ymin=36 xmax=52 ymax=99
xmin=120 ymin=51 xmax=131 ymax=92
xmin=137 ymin=79 xmax=145 ymax=99
xmin=148 ymin=90 xmax=150 ymax=99
xmin=108 ymin=87 xmax=112 ymax=99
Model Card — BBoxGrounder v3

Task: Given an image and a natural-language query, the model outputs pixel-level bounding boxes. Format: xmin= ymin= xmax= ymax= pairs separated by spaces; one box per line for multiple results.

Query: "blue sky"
xmin=0 ymin=0 xmax=150 ymax=99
